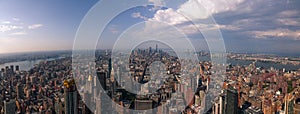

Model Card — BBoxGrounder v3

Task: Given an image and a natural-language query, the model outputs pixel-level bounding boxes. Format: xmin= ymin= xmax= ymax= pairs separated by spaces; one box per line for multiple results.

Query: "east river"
xmin=1 ymin=56 xmax=299 ymax=72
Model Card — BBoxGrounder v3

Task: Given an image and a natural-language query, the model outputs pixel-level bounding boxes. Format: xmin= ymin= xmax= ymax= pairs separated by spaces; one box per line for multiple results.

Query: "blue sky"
xmin=0 ymin=0 xmax=98 ymax=53
xmin=0 ymin=0 xmax=300 ymax=56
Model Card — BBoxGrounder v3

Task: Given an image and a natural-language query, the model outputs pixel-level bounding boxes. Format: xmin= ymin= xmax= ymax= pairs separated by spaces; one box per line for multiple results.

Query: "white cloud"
xmin=250 ymin=28 xmax=300 ymax=40
xmin=142 ymin=0 xmax=246 ymax=27
xmin=278 ymin=10 xmax=299 ymax=17
xmin=132 ymin=9 xmax=239 ymax=36
xmin=139 ymin=0 xmax=245 ymax=35
xmin=144 ymin=8 xmax=240 ymax=34
xmin=277 ymin=18 xmax=300 ymax=26
xmin=12 ymin=18 xmax=20 ymax=22
xmin=149 ymin=8 xmax=187 ymax=25
xmin=214 ymin=24 xmax=240 ymax=31
xmin=28 ymin=24 xmax=43 ymax=29
xmin=10 ymin=31 xmax=28 ymax=36
xmin=131 ymin=12 xmax=148 ymax=20
xmin=148 ymin=0 xmax=165 ymax=6
xmin=178 ymin=0 xmax=245 ymax=20
xmin=0 ymin=25 xmax=23 ymax=32
xmin=199 ymin=0 xmax=245 ymax=13
xmin=108 ymin=25 xmax=119 ymax=34
xmin=222 ymin=18 xmax=259 ymax=31
xmin=1 ymin=21 xmax=11 ymax=24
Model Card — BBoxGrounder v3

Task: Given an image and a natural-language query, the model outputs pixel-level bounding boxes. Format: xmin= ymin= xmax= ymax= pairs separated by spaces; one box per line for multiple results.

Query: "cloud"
xmin=0 ymin=18 xmax=42 ymax=38
xmin=140 ymin=0 xmax=246 ymax=27
xmin=1 ymin=21 xmax=11 ymax=24
xmin=145 ymin=7 xmax=240 ymax=34
xmin=215 ymin=24 xmax=240 ymax=31
xmin=148 ymin=0 xmax=165 ymax=6
xmin=131 ymin=12 xmax=148 ymax=20
xmin=275 ymin=10 xmax=300 ymax=27
xmin=250 ymin=28 xmax=300 ymax=40
xmin=219 ymin=18 xmax=261 ymax=31
xmin=0 ymin=25 xmax=23 ymax=32
xmin=134 ymin=0 xmax=299 ymax=44
xmin=142 ymin=8 xmax=201 ymax=34
xmin=177 ymin=0 xmax=245 ymax=20
xmin=149 ymin=8 xmax=187 ymax=25
xmin=277 ymin=18 xmax=300 ymax=26
xmin=12 ymin=18 xmax=20 ymax=22
xmin=278 ymin=10 xmax=299 ymax=17
xmin=199 ymin=0 xmax=245 ymax=14
xmin=28 ymin=24 xmax=43 ymax=29
xmin=108 ymin=25 xmax=119 ymax=34
xmin=139 ymin=0 xmax=246 ymax=35
xmin=10 ymin=31 xmax=28 ymax=36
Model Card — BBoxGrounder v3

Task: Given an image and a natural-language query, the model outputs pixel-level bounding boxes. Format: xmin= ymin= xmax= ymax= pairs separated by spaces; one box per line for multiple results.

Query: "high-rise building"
xmin=212 ymin=95 xmax=225 ymax=114
xmin=294 ymin=98 xmax=300 ymax=114
xmin=5 ymin=66 xmax=9 ymax=74
xmin=3 ymin=99 xmax=16 ymax=114
xmin=157 ymin=101 xmax=168 ymax=114
xmin=198 ymin=77 xmax=203 ymax=88
xmin=15 ymin=65 xmax=20 ymax=71
xmin=149 ymin=47 xmax=152 ymax=54
xmin=95 ymin=94 xmax=101 ymax=114
xmin=225 ymin=88 xmax=239 ymax=114
xmin=10 ymin=65 xmax=14 ymax=73
xmin=108 ymin=58 xmax=112 ymax=78
xmin=54 ymin=98 xmax=63 ymax=114
xmin=134 ymin=99 xmax=153 ymax=110
xmin=100 ymin=91 xmax=113 ymax=114
xmin=96 ymin=71 xmax=107 ymax=91
xmin=63 ymin=79 xmax=78 ymax=114
xmin=16 ymin=83 xmax=24 ymax=99
xmin=0 ymin=68 xmax=3 ymax=77
xmin=82 ymin=92 xmax=93 ymax=114
xmin=194 ymin=94 xmax=201 ymax=106
xmin=220 ymin=95 xmax=226 ymax=114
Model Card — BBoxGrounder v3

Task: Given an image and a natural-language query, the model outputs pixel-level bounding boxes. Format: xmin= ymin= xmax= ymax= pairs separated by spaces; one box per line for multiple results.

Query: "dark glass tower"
xmin=225 ymin=88 xmax=239 ymax=114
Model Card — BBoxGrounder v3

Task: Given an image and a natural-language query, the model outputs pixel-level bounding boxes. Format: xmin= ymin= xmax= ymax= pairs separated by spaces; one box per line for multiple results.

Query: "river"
xmin=0 ymin=58 xmax=62 ymax=71
xmin=0 ymin=56 xmax=299 ymax=72
xmin=199 ymin=56 xmax=300 ymax=71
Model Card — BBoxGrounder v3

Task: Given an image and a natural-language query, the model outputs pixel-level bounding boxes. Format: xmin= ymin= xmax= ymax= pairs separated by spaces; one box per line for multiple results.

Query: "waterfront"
xmin=1 ymin=55 xmax=299 ymax=74
xmin=200 ymin=56 xmax=300 ymax=71
xmin=0 ymin=57 xmax=63 ymax=71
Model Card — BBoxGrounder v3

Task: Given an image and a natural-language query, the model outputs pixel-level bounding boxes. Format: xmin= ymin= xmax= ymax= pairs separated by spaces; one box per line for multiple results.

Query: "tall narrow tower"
xmin=63 ymin=79 xmax=78 ymax=114
xmin=225 ymin=88 xmax=239 ymax=114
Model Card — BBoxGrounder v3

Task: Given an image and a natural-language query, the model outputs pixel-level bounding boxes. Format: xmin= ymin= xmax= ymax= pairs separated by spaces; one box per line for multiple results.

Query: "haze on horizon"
xmin=0 ymin=0 xmax=300 ymax=56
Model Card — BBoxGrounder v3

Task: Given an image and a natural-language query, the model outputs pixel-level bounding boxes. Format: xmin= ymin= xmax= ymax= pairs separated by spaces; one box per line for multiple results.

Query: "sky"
xmin=0 ymin=0 xmax=300 ymax=56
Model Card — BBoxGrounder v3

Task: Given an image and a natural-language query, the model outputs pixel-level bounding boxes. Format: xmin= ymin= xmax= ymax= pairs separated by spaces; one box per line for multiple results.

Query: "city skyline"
xmin=0 ymin=0 xmax=300 ymax=55
xmin=1 ymin=1 xmax=300 ymax=113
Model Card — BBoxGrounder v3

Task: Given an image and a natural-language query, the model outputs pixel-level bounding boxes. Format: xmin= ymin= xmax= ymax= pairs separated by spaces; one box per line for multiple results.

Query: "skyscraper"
xmin=63 ymin=79 xmax=78 ymax=114
xmin=54 ymin=98 xmax=63 ymax=114
xmin=0 ymin=68 xmax=4 ymax=77
xmin=212 ymin=95 xmax=226 ymax=114
xmin=10 ymin=65 xmax=14 ymax=73
xmin=15 ymin=65 xmax=20 ymax=71
xmin=156 ymin=44 xmax=158 ymax=53
xmin=16 ymin=83 xmax=24 ymax=99
xmin=95 ymin=93 xmax=101 ymax=114
xmin=294 ymin=98 xmax=300 ymax=114
xmin=134 ymin=99 xmax=153 ymax=110
xmin=3 ymin=99 xmax=16 ymax=114
xmin=96 ymin=71 xmax=107 ymax=91
xmin=225 ymin=88 xmax=239 ymax=114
